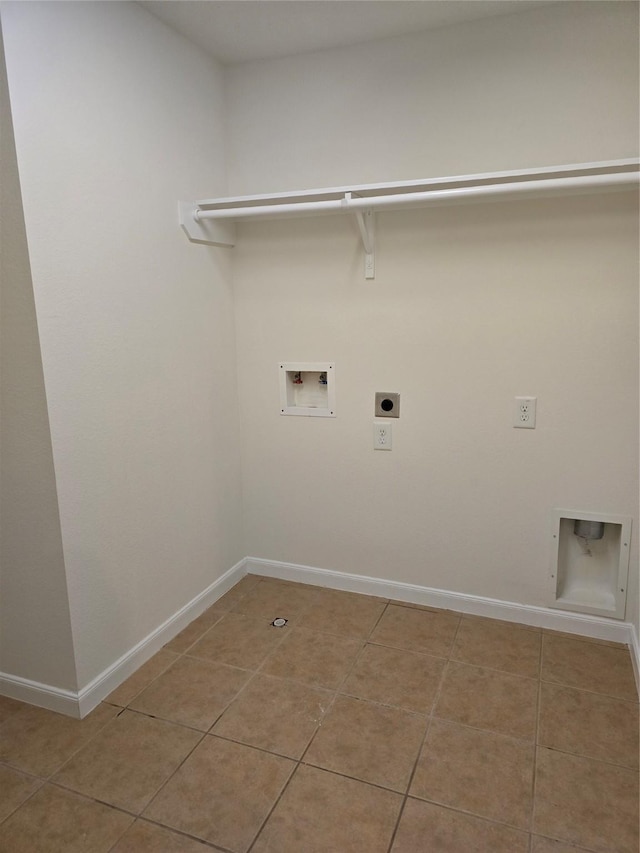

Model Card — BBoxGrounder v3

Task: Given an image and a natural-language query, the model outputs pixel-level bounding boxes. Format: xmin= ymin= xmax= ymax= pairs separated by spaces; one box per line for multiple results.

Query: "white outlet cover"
xmin=513 ymin=396 xmax=537 ymax=429
xmin=374 ymin=421 xmax=392 ymax=450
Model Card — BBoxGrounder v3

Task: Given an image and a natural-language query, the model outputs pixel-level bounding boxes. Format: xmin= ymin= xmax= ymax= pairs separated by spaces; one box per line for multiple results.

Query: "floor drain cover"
xmin=271 ymin=618 xmax=288 ymax=627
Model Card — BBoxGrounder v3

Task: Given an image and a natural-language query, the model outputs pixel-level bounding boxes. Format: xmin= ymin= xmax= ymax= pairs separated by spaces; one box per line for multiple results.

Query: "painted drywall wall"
xmin=228 ymin=2 xmax=639 ymax=631
xmin=0 ymin=29 xmax=77 ymax=690
xmin=1 ymin=1 xmax=243 ymax=688
xmin=225 ymin=2 xmax=639 ymax=193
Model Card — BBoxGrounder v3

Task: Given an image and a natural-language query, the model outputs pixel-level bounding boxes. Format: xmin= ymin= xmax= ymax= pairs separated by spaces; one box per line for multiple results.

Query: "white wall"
xmin=1 ymin=1 xmax=243 ymax=688
xmin=0 ymin=0 xmax=637 ymax=704
xmin=226 ymin=2 xmax=639 ymax=194
xmin=227 ymin=3 xmax=639 ymax=630
xmin=0 ymin=29 xmax=77 ymax=690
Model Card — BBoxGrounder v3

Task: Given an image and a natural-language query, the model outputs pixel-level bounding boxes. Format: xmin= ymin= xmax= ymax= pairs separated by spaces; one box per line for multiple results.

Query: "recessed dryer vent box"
xmin=279 ymin=363 xmax=335 ymax=417
xmin=549 ymin=509 xmax=631 ymax=619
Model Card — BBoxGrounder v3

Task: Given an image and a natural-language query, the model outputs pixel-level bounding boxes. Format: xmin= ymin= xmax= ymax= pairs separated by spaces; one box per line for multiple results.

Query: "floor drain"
xmin=271 ymin=618 xmax=288 ymax=627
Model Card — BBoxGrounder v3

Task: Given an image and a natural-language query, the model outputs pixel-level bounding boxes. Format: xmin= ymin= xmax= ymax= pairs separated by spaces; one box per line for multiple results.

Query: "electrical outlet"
xmin=374 ymin=421 xmax=392 ymax=450
xmin=513 ymin=396 xmax=537 ymax=429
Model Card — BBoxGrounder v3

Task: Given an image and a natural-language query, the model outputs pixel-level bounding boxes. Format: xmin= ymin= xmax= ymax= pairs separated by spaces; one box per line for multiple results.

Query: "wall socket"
xmin=513 ymin=396 xmax=537 ymax=429
xmin=373 ymin=422 xmax=392 ymax=450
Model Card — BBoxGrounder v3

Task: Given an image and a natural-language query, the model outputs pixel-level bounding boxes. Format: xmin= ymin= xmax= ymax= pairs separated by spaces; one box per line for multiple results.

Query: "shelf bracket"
xmin=351 ymin=200 xmax=375 ymax=280
xmin=182 ymin=160 xmax=639 ymax=273
xmin=179 ymin=202 xmax=236 ymax=247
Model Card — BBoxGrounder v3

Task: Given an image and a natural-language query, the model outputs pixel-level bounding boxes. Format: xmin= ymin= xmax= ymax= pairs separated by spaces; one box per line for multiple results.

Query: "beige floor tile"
xmin=341 ymin=643 xmax=446 ymax=713
xmin=434 ymin=661 xmax=538 ymax=739
xmin=463 ymin=614 xmax=542 ymax=633
xmin=391 ymin=798 xmax=530 ymax=853
xmin=144 ymin=735 xmax=294 ymax=852
xmin=260 ymin=627 xmax=364 ymax=689
xmin=0 ymin=702 xmax=118 ymax=777
xmin=164 ymin=607 xmax=226 ymax=653
xmin=0 ymin=696 xmax=25 ymax=726
xmin=411 ymin=719 xmax=534 ymax=829
xmin=534 ymin=747 xmax=639 ymax=853
xmin=231 ymin=578 xmax=320 ymax=622
xmin=542 ymin=629 xmax=627 ymax=649
xmin=252 ymin=764 xmax=402 ymax=853
xmin=109 ymin=819 xmax=219 ymax=852
xmin=541 ymin=635 xmax=637 ymax=701
xmin=370 ymin=604 xmax=459 ymax=657
xmin=0 ymin=765 xmax=42 ymax=823
xmin=187 ymin=612 xmax=286 ymax=670
xmin=0 ymin=784 xmax=132 ymax=853
xmin=531 ymin=837 xmax=595 ymax=853
xmin=539 ymin=682 xmax=639 ymax=769
xmin=304 ymin=695 xmax=426 ymax=792
xmin=129 ymin=656 xmax=250 ymax=731
xmin=212 ymin=673 xmax=331 ymax=758
xmin=390 ymin=600 xmax=455 ymax=614
xmin=212 ymin=574 xmax=263 ymax=610
xmin=452 ymin=617 xmax=542 ymax=677
xmin=53 ymin=710 xmax=201 ymax=814
xmin=297 ymin=588 xmax=387 ymax=638
xmin=106 ymin=649 xmax=180 ymax=707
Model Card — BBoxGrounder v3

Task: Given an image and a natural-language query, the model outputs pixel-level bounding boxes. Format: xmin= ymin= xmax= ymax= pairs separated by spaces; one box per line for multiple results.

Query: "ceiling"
xmin=140 ymin=1 xmax=554 ymax=65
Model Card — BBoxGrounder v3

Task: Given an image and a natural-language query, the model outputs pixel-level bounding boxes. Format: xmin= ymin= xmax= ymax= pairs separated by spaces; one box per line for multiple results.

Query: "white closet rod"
xmin=195 ymin=171 xmax=638 ymax=222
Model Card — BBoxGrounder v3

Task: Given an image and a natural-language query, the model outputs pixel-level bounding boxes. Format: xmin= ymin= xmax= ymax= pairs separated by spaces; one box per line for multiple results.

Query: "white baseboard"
xmin=3 ymin=554 xmax=637 ymax=717
xmin=246 ymin=556 xmax=638 ymax=651
xmin=0 ymin=558 xmax=246 ymax=719
xmin=630 ymin=626 xmax=640 ymax=697
xmin=0 ymin=673 xmax=81 ymax=718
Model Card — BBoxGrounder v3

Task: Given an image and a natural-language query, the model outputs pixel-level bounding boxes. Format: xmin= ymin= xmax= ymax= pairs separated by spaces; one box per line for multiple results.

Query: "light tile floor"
xmin=0 ymin=575 xmax=638 ymax=852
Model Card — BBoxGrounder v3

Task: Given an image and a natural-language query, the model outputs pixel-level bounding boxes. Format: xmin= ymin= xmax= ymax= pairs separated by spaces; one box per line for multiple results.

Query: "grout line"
xmin=166 ymin=611 xmax=228 ymax=656
xmin=33 ymin=704 xmax=126 ymax=785
xmin=528 ymin=831 xmax=606 ymax=853
xmin=0 ymin=774 xmax=45 ymax=828
xmin=530 ymin=632 xmax=544 ymax=846
xmin=205 ymin=730 xmax=303 ymax=764
xmin=134 ymin=731 xmax=209 ymax=814
xmin=44 ymin=778 xmax=143 ymax=816
xmin=248 ymin=597 xmax=392 ymax=852
xmin=117 ymin=815 xmax=233 ymax=852
xmin=298 ymin=598 xmax=391 ymax=763
xmin=531 ymin=743 xmax=640 ymax=773
xmin=536 ymin=675 xmax=640 ymax=706
xmin=129 ymin=601 xmax=304 ymax=836
xmin=245 ymin=753 xmax=299 ymax=853
xmin=530 ymin=628 xmax=544 ymax=837
xmin=385 ymin=612 xmax=463 ymax=853
xmin=445 ymin=656 xmax=540 ymax=682
xmin=400 ymin=791 xmax=536 ymax=837
xmin=106 ymin=647 xmax=182 ymax=709
xmin=537 ymin=675 xmax=638 ymax=704
xmin=296 ymin=762 xmax=409 ymax=797
xmin=103 ymin=817 xmax=135 ymax=853
xmin=427 ymin=713 xmax=536 ymax=745
xmin=4 ymin=580 xmax=638 ymax=851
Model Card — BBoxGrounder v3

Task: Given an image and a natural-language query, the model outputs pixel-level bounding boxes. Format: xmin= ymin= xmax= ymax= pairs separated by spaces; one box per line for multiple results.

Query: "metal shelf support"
xmin=180 ymin=159 xmax=639 ymax=280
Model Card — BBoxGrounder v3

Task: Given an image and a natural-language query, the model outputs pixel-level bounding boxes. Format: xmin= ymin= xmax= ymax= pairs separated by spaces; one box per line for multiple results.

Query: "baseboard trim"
xmin=77 ymin=558 xmax=246 ymax=717
xmin=0 ymin=673 xmax=80 ymax=718
xmin=630 ymin=625 xmax=640 ymax=697
xmin=0 ymin=558 xmax=246 ymax=719
xmin=3 ymin=555 xmax=637 ymax=717
xmin=246 ymin=556 xmax=637 ymax=648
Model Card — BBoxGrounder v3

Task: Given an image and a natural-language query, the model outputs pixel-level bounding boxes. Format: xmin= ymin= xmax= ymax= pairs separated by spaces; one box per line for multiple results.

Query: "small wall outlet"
xmin=374 ymin=422 xmax=392 ymax=450
xmin=513 ymin=396 xmax=536 ymax=429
